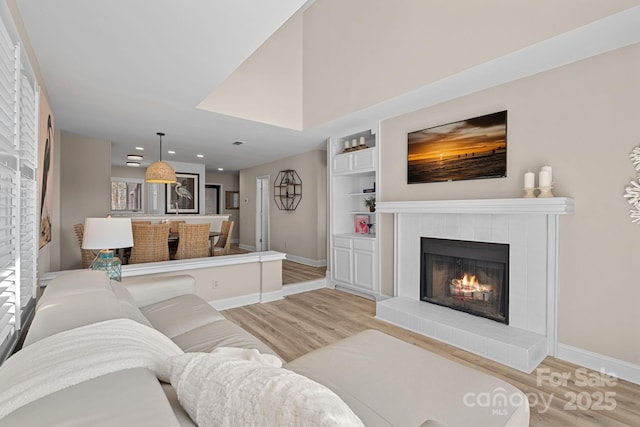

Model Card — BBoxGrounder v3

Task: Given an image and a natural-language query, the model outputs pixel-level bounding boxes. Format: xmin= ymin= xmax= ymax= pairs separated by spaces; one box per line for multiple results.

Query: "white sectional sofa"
xmin=0 ymin=270 xmax=529 ymax=426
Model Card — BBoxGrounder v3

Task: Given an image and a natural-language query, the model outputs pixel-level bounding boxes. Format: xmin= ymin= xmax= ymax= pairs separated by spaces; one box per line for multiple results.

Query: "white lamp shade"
xmin=82 ymin=218 xmax=134 ymax=250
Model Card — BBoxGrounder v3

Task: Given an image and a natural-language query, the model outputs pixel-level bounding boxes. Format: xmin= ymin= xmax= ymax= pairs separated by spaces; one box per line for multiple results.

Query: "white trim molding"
xmin=210 ymin=293 xmax=261 ymax=311
xmin=260 ymin=289 xmax=284 ymax=303
xmin=557 ymin=343 xmax=640 ymax=385
xmin=283 ymin=278 xmax=327 ymax=296
xmin=285 ymin=253 xmax=327 ymax=268
xmin=377 ymin=197 xmax=575 ymax=215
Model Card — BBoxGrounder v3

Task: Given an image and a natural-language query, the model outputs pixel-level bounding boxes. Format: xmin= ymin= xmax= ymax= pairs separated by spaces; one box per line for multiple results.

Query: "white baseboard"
xmin=557 ymin=343 xmax=640 ymax=385
xmin=283 ymin=278 xmax=327 ymax=296
xmin=285 ymin=254 xmax=327 ymax=268
xmin=261 ymin=289 xmax=284 ymax=303
xmin=239 ymin=243 xmax=256 ymax=252
xmin=209 ymin=293 xmax=260 ymax=311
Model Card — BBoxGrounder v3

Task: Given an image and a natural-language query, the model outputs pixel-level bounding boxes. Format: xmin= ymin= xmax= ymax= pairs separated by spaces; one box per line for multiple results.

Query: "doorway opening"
xmin=256 ymin=176 xmax=270 ymax=251
xmin=205 ymin=184 xmax=222 ymax=214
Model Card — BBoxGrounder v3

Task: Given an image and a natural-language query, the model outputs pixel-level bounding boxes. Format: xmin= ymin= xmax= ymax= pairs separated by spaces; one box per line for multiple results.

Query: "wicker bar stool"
xmin=128 ymin=222 xmax=170 ymax=264
xmin=169 ymin=220 xmax=185 ymax=233
xmin=213 ymin=220 xmax=234 ymax=256
xmin=73 ymin=223 xmax=98 ymax=268
xmin=174 ymin=223 xmax=210 ymax=260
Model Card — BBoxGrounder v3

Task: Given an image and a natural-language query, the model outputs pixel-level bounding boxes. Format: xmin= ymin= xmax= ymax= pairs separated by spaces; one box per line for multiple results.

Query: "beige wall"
xmin=379 ymin=44 xmax=640 ymax=365
xmin=205 ymin=171 xmax=240 ymax=241
xmin=199 ymin=10 xmax=303 ymax=130
xmin=239 ymin=150 xmax=327 ymax=263
xmin=59 ymin=131 xmax=112 ymax=270
xmin=302 ymin=0 xmax=638 ymax=128
xmin=118 ymin=257 xmax=283 ymax=303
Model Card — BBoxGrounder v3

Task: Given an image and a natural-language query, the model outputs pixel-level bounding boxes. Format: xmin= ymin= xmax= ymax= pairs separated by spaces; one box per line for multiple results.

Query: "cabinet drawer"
xmin=333 ymin=154 xmax=351 ymax=173
xmin=352 ymin=148 xmax=376 ymax=171
xmin=334 ymin=237 xmax=353 ymax=249
xmin=353 ymin=238 xmax=375 ymax=252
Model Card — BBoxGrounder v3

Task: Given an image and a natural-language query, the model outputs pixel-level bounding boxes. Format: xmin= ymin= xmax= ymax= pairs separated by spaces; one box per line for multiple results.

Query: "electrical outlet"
xmin=284 ymin=241 xmax=287 ymax=249
xmin=211 ymin=280 xmax=219 ymax=290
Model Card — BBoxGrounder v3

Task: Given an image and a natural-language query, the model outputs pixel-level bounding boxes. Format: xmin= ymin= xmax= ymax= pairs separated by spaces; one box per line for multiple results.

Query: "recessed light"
xmin=196 ymin=154 xmax=204 ymax=158
xmin=232 ymin=141 xmax=244 ymax=146
xmin=127 ymin=154 xmax=143 ymax=161
xmin=167 ymin=150 xmax=176 ymax=154
xmin=217 ymin=167 xmax=224 ymax=171
xmin=126 ymin=162 xmax=141 ymax=167
xmin=135 ymin=146 xmax=144 ymax=151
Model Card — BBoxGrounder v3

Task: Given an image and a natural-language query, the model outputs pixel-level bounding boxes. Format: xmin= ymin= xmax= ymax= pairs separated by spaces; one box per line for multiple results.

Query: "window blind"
xmin=0 ymin=11 xmax=38 ymax=363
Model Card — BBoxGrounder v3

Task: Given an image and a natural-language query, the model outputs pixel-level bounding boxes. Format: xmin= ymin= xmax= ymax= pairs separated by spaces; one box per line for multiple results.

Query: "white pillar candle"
xmin=351 ymin=139 xmax=358 ymax=148
xmin=524 ymin=171 xmax=535 ymax=189
xmin=359 ymin=136 xmax=365 ymax=146
xmin=539 ymin=170 xmax=551 ymax=187
xmin=343 ymin=140 xmax=349 ymax=149
xmin=541 ymin=165 xmax=552 ymax=184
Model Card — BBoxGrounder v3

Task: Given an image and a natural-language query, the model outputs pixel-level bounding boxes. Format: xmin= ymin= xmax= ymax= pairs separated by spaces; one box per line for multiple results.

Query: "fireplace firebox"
xmin=420 ymin=238 xmax=509 ymax=324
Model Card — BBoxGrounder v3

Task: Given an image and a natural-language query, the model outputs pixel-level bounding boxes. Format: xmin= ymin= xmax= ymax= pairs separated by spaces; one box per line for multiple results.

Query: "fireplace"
xmin=420 ymin=238 xmax=509 ymax=324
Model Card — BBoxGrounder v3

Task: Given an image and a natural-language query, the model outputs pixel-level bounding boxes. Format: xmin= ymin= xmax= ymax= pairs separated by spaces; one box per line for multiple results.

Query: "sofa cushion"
xmin=24 ymin=270 xmax=157 ymax=347
xmin=123 ymin=275 xmax=197 ymax=307
xmin=111 ymin=282 xmax=153 ymax=327
xmin=285 ymin=330 xmax=529 ymax=427
xmin=171 ymin=319 xmax=280 ymax=359
xmin=35 ymin=270 xmax=112 ymax=304
xmin=141 ymin=294 xmax=226 ymax=339
xmin=0 ymin=368 xmax=181 ymax=427
xmin=24 ymin=291 xmax=128 ymax=347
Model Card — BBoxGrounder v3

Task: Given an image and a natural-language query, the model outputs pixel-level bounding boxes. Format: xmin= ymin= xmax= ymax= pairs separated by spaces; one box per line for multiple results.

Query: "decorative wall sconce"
xmin=274 ymin=169 xmax=302 ymax=210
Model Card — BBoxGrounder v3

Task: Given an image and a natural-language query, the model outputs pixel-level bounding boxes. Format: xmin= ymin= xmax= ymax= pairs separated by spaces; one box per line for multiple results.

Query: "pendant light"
xmin=145 ymin=132 xmax=176 ymax=183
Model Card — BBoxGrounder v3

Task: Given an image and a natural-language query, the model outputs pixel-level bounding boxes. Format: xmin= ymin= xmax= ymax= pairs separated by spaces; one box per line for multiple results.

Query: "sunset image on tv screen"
xmin=407 ymin=110 xmax=507 ymax=184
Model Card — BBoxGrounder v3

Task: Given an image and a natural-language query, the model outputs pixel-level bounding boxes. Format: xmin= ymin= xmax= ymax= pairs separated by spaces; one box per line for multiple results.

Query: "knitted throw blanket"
xmin=0 ymin=318 xmax=183 ymax=419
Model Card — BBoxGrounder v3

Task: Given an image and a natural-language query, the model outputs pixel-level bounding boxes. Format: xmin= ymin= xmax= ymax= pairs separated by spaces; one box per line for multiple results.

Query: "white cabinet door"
xmin=353 ymin=249 xmax=375 ymax=290
xmin=333 ymin=247 xmax=352 ymax=284
xmin=352 ymin=149 xmax=376 ymax=171
xmin=333 ymin=154 xmax=351 ymax=174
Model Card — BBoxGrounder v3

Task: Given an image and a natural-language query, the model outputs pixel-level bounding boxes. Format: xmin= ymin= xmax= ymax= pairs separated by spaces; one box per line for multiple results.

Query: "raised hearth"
xmin=376 ymin=198 xmax=574 ymax=373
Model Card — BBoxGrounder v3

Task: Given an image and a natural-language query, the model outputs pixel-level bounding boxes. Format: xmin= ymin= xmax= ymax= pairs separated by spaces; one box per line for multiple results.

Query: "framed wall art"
xmin=407 ymin=110 xmax=507 ymax=184
xmin=166 ymin=172 xmax=199 ymax=214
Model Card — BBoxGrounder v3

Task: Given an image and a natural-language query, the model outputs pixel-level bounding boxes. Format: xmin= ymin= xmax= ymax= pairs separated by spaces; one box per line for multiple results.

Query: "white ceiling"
xmin=13 ymin=2 xmax=640 ymax=173
xmin=15 ymin=0 xmax=323 ymax=172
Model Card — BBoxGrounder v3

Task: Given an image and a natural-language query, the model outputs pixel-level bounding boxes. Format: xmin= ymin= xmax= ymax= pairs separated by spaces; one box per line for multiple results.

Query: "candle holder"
xmin=537 ymin=186 xmax=554 ymax=198
xmin=522 ymin=188 xmax=536 ymax=198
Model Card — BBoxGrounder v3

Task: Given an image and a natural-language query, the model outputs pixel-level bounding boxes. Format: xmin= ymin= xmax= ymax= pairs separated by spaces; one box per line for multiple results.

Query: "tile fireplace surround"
xmin=376 ymin=198 xmax=574 ymax=373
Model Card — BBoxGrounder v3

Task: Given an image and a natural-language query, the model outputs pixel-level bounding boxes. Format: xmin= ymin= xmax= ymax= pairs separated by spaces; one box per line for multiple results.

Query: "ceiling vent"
xmin=232 ymin=141 xmax=244 ymax=146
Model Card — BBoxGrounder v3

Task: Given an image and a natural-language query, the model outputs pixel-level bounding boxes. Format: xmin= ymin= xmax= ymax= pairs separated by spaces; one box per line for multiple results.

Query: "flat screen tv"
xmin=407 ymin=110 xmax=507 ymax=184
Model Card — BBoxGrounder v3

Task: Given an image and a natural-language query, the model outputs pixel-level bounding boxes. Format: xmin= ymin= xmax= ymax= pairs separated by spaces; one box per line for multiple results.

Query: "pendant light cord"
xmin=157 ymin=132 xmax=165 ymax=162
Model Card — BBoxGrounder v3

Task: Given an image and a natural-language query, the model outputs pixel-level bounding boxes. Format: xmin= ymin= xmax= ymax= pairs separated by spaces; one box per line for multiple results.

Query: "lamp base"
xmin=90 ymin=250 xmax=122 ymax=282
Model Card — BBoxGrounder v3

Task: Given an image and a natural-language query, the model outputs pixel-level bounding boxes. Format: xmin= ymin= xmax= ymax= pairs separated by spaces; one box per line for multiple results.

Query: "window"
xmin=0 ymin=11 xmax=38 ymax=363
xmin=111 ymin=178 xmax=143 ymax=212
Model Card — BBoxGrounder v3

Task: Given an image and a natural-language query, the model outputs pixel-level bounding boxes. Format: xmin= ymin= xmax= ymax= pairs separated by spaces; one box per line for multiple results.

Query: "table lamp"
xmin=82 ymin=217 xmax=133 ymax=281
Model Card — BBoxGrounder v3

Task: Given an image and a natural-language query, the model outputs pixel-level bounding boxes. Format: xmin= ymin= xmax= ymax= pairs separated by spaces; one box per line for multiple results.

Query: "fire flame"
xmin=452 ymin=273 xmax=487 ymax=292
xmin=450 ymin=273 xmax=494 ymax=301
xmin=461 ymin=274 xmax=478 ymax=288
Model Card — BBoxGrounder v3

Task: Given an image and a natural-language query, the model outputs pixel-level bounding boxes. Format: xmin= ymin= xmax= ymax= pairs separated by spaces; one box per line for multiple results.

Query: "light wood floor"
xmin=223 ymin=288 xmax=640 ymax=427
xmin=227 ymin=244 xmax=326 ymax=285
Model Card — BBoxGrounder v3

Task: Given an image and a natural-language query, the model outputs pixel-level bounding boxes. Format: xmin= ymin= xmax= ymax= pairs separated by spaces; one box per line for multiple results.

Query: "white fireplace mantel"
xmin=377 ymin=197 xmax=574 ymax=215
xmin=376 ymin=196 xmax=574 ymax=373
